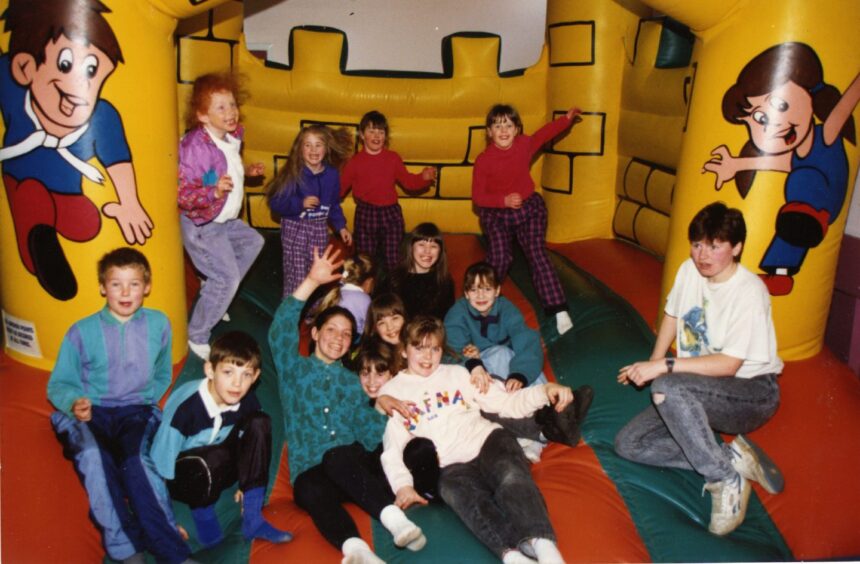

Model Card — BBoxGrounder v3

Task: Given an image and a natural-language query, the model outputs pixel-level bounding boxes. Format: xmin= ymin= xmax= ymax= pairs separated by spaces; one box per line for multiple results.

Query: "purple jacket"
xmin=268 ymin=164 xmax=347 ymax=231
xmin=177 ymin=125 xmax=244 ymax=225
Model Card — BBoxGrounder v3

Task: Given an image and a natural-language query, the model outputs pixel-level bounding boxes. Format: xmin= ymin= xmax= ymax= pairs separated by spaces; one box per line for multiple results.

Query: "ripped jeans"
xmin=614 ymin=372 xmax=779 ymax=482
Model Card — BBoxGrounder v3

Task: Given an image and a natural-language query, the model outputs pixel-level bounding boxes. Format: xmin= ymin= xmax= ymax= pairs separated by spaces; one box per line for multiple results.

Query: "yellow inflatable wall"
xmin=3 ymin=0 xmax=857 ymax=366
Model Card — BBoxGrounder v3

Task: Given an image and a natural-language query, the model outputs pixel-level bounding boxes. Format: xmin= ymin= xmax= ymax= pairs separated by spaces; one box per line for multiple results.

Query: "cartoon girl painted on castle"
xmin=703 ymin=42 xmax=860 ymax=296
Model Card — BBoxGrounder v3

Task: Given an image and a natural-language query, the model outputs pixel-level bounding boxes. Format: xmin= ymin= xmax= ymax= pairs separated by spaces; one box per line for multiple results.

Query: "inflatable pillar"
xmin=0 ymin=0 xmax=230 ymax=369
xmin=652 ymin=0 xmax=860 ymax=359
xmin=543 ymin=0 xmax=648 ymax=242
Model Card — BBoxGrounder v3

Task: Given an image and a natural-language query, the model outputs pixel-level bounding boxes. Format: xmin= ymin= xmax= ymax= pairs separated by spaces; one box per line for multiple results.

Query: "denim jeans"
xmin=438 ymin=429 xmax=555 ymax=557
xmin=614 ymin=372 xmax=780 ymax=482
xmin=181 ymin=216 xmax=264 ymax=344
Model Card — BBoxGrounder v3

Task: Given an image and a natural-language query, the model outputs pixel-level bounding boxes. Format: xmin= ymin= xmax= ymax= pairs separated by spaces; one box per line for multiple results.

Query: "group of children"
xmin=45 ymin=68 xmax=787 ymax=563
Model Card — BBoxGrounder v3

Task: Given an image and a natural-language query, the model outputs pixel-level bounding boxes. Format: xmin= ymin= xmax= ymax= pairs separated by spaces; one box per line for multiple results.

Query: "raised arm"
xmin=823 ymin=71 xmax=860 ymax=146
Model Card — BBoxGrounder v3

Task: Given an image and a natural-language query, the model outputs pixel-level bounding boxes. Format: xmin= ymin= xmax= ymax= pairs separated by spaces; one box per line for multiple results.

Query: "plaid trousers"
xmin=353 ymin=201 xmax=405 ymax=272
xmin=478 ymin=193 xmax=566 ymax=312
xmin=281 ymin=217 xmax=329 ymax=296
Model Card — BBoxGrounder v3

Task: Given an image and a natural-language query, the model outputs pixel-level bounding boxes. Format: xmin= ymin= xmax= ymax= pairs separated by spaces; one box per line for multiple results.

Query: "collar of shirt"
xmin=197 ymin=378 xmax=241 ymax=444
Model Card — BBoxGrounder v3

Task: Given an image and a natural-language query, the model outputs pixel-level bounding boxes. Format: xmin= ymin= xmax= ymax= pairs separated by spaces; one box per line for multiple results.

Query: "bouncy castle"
xmin=2 ymin=0 xmax=859 ymax=561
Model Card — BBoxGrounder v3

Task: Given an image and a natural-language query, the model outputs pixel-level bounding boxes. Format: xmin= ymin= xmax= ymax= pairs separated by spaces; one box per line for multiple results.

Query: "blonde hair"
xmin=317 ymin=254 xmax=375 ymax=313
xmin=265 ymin=124 xmax=354 ymax=203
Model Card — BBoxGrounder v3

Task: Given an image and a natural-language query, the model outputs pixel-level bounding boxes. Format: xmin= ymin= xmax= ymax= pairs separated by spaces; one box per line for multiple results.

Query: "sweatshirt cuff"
xmin=465 ymin=358 xmax=485 ymax=372
xmin=506 ymin=373 xmax=528 ymax=387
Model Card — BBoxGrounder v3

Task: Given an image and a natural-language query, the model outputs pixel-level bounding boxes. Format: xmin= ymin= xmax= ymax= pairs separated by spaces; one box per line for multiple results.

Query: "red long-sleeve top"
xmin=340 ymin=148 xmax=432 ymax=206
xmin=471 ymin=115 xmax=572 ymax=208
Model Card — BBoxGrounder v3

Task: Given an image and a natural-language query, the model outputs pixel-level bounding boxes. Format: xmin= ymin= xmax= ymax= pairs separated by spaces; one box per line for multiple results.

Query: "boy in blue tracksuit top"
xmin=444 ymin=261 xmax=594 ymax=461
xmin=150 ymin=331 xmax=291 ymax=549
xmin=47 ymin=248 xmax=190 ymax=564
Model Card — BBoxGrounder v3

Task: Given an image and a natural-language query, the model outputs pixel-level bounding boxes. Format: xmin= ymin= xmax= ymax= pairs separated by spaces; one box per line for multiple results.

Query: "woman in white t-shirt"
xmin=614 ymin=202 xmax=784 ymax=537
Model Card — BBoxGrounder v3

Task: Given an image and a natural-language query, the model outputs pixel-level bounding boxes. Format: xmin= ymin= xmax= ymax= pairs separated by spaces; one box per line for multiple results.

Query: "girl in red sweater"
xmin=472 ymin=104 xmax=581 ymax=336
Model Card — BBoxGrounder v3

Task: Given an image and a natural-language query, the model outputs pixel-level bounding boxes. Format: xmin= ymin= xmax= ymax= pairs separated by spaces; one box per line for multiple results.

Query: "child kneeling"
xmin=380 ymin=317 xmax=570 ymax=563
xmin=150 ymin=331 xmax=291 ymax=548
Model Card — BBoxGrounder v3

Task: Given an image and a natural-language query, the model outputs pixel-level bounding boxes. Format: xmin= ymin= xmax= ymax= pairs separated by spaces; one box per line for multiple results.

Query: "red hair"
xmin=185 ymin=72 xmax=247 ymax=131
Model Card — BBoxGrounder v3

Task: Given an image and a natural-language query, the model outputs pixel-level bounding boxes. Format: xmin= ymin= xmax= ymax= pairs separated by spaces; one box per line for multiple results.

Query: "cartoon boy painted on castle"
xmin=0 ymin=0 xmax=152 ymax=301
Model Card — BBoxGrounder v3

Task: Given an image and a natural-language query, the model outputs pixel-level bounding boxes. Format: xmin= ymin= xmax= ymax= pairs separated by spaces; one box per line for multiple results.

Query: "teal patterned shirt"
xmin=269 ymin=296 xmax=386 ymax=483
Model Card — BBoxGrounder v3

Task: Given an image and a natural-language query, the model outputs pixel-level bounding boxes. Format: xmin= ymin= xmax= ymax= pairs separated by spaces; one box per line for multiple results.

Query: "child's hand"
xmin=307 ymin=245 xmax=344 ymax=286
xmin=376 ymin=395 xmax=414 ymax=419
xmin=461 ymin=344 xmax=480 ymax=359
xmin=505 ymin=378 xmax=524 ymax=392
xmin=504 ymin=193 xmax=523 ymax=209
xmin=234 ymin=489 xmax=244 ymax=508
xmin=245 ymin=162 xmax=265 ymax=177
xmin=72 ymin=397 xmax=92 ymax=422
xmin=339 ymin=228 xmax=353 ymax=246
xmin=177 ymin=525 xmax=189 ymax=542
xmin=214 ymin=175 xmax=234 ymax=198
xmin=545 ymin=383 xmax=573 ymax=412
xmin=469 ymin=365 xmax=492 ymax=394
xmin=566 ymin=107 xmax=583 ymax=121
xmin=395 ymin=486 xmax=429 ymax=510
xmin=303 ymin=195 xmax=320 ymax=209
xmin=421 ymin=167 xmax=437 ymax=182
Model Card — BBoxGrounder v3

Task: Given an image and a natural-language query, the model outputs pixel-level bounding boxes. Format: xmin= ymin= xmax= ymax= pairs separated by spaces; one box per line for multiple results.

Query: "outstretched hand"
xmin=702 ymin=145 xmax=738 ymax=190
xmin=307 ymin=245 xmax=344 ymax=286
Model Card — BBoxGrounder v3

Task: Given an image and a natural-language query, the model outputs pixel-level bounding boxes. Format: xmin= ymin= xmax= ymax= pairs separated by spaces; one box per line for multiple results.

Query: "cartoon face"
xmin=311 ymin=313 xmax=353 ymax=363
xmin=198 ymin=90 xmax=239 ymax=140
xmin=99 ymin=265 xmax=150 ymax=322
xmin=740 ymin=81 xmax=814 ymax=155
xmin=360 ymin=126 xmax=386 ymax=155
xmin=359 ymin=364 xmax=392 ymax=399
xmin=405 ymin=335 xmax=443 ymax=377
xmin=375 ymin=313 xmax=405 ymax=345
xmin=205 ymin=360 xmax=259 ymax=407
xmin=301 ymin=132 xmax=327 ymax=173
xmin=487 ymin=116 xmax=520 ymax=150
xmin=17 ymin=35 xmax=116 ymax=132
xmin=690 ymin=238 xmax=742 ymax=283
xmin=465 ymin=276 xmax=501 ymax=316
xmin=412 ymin=239 xmax=441 ymax=273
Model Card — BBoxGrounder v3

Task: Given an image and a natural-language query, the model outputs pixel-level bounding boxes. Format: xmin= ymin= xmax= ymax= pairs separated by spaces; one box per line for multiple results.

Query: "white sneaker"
xmin=730 ymin=434 xmax=784 ymax=494
xmin=188 ymin=340 xmax=210 ymax=360
xmin=703 ymin=472 xmax=750 ymax=536
xmin=503 ymin=549 xmax=538 ymax=564
xmin=379 ymin=505 xmax=426 ymax=551
xmin=555 ymin=311 xmax=573 ymax=335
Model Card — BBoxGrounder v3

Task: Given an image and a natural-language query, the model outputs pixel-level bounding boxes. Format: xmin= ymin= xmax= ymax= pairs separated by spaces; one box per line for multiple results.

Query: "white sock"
xmin=531 ymin=538 xmax=565 ymax=564
xmin=555 ymin=311 xmax=573 ymax=335
xmin=503 ymin=549 xmax=538 ymax=563
xmin=379 ymin=504 xmax=426 ymax=551
xmin=341 ymin=537 xmax=384 ymax=564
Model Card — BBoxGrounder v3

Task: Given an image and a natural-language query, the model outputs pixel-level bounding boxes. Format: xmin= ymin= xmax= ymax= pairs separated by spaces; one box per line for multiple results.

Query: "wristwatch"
xmin=665 ymin=357 xmax=675 ymax=373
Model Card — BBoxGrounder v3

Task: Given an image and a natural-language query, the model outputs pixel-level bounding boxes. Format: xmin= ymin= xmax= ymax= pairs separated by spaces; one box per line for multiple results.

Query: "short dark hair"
xmin=359 ymin=110 xmax=389 ymax=137
xmin=209 ymin=331 xmax=261 ymax=370
xmin=688 ymin=202 xmax=747 ymax=256
xmin=485 ymin=104 xmax=523 ymax=131
xmin=355 ymin=341 xmax=395 ymax=376
xmin=4 ymin=0 xmax=123 ymax=65
xmin=97 ymin=247 xmax=151 ymax=285
xmin=463 ymin=262 xmax=500 ymax=291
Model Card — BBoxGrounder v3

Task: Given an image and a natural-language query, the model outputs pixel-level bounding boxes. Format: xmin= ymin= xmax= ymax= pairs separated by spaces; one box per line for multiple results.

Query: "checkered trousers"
xmin=477 ymin=193 xmax=566 ymax=312
xmin=280 ymin=217 xmax=329 ymax=296
xmin=353 ymin=201 xmax=406 ymax=272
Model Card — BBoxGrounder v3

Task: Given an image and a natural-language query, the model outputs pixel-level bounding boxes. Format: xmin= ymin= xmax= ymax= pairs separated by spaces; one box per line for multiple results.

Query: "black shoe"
xmin=536 ymin=385 xmax=594 ymax=447
xmin=29 ymin=224 xmax=77 ymax=300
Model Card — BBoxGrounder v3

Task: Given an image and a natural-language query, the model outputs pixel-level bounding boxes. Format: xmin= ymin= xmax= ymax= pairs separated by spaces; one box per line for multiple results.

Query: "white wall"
xmin=243 ymin=0 xmax=547 ymax=73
